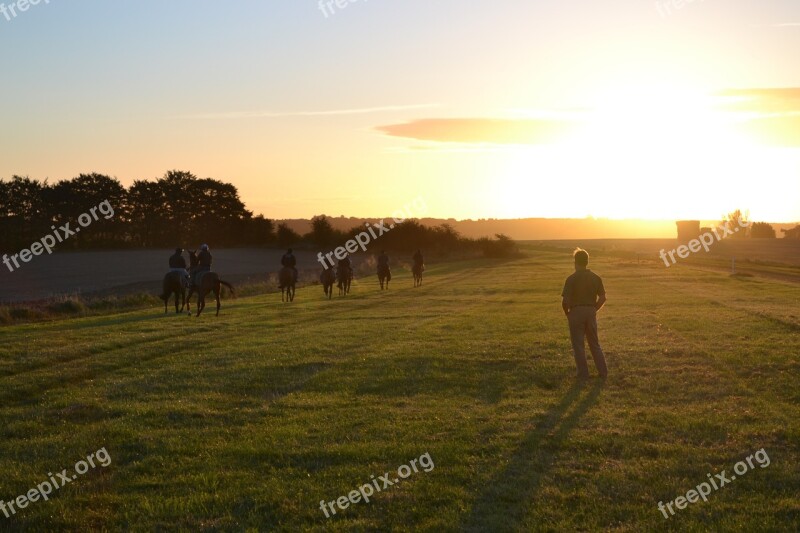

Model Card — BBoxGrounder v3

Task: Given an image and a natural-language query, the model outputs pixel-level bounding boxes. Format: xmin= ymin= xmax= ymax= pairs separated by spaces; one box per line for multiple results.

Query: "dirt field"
xmin=2 ymin=239 xmax=798 ymax=303
xmin=0 ymin=249 xmax=329 ymax=303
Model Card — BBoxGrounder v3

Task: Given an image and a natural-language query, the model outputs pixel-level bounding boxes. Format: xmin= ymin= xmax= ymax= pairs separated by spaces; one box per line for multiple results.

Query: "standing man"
xmin=561 ymin=248 xmax=608 ymax=379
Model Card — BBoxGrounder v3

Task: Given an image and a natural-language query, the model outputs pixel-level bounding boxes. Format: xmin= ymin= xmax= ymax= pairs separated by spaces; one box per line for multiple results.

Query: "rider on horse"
xmin=378 ymin=250 xmax=390 ymax=275
xmin=193 ymin=244 xmax=213 ymax=287
xmin=413 ymin=249 xmax=424 ymax=271
xmin=169 ymin=248 xmax=189 ymax=287
xmin=337 ymin=255 xmax=352 ymax=289
xmin=281 ymin=248 xmax=298 ymax=284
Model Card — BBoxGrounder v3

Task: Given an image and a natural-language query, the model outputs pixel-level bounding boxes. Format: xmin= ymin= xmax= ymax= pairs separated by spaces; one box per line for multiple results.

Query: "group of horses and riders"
xmin=160 ymin=244 xmax=235 ymax=316
xmin=160 ymin=245 xmax=426 ymax=315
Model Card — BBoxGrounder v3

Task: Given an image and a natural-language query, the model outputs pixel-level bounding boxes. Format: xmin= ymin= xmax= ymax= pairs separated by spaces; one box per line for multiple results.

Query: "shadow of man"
xmin=463 ymin=380 xmax=604 ymax=531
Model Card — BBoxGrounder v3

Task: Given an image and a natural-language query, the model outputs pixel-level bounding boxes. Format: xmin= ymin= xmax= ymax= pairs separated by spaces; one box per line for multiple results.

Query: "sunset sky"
xmin=1 ymin=1 xmax=798 ymax=222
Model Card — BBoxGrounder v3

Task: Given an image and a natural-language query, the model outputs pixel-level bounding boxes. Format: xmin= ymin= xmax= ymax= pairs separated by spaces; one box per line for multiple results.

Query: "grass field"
xmin=0 ymin=245 xmax=798 ymax=531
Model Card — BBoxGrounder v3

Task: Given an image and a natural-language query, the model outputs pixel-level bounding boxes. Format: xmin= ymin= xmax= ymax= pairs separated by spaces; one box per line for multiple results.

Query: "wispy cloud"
xmin=375 ymin=118 xmax=576 ymax=145
xmin=715 ymin=88 xmax=800 ymax=115
xmin=180 ymin=103 xmax=440 ymax=120
xmin=773 ymin=22 xmax=800 ymax=27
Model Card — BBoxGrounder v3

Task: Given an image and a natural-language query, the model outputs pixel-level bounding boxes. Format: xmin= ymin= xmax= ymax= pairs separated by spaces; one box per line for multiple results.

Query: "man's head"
xmin=200 ymin=244 xmax=209 ymax=251
xmin=175 ymin=248 xmax=183 ymax=254
xmin=573 ymin=248 xmax=589 ymax=269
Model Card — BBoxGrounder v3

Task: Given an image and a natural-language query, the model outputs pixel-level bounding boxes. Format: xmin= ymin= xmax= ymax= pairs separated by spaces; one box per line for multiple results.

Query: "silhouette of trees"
xmin=276 ymin=223 xmax=301 ymax=247
xmin=0 ymin=170 xmax=517 ymax=256
xmin=722 ymin=209 xmax=749 ymax=239
xmin=307 ymin=215 xmax=345 ymax=247
xmin=749 ymin=222 xmax=776 ymax=238
xmin=0 ymin=176 xmax=51 ymax=251
xmin=0 ymin=170 xmax=275 ymax=251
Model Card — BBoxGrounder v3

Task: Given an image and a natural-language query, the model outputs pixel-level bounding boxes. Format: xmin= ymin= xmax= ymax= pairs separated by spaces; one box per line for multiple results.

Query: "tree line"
xmin=0 ymin=170 xmax=517 ymax=256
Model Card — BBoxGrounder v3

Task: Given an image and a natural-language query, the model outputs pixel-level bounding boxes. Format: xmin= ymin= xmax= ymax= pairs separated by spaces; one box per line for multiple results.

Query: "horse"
xmin=185 ymin=250 xmax=236 ymax=317
xmin=378 ymin=264 xmax=391 ymax=290
xmin=320 ymin=267 xmax=336 ymax=299
xmin=279 ymin=266 xmax=296 ymax=302
xmin=337 ymin=264 xmax=352 ymax=296
xmin=160 ymin=271 xmax=186 ymax=313
xmin=412 ymin=263 xmax=424 ymax=287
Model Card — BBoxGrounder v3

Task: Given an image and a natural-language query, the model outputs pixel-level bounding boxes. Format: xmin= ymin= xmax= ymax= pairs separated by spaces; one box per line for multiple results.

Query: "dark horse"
xmin=413 ymin=263 xmax=424 ymax=287
xmin=279 ymin=266 xmax=296 ymax=302
xmin=320 ymin=268 xmax=336 ymax=299
xmin=160 ymin=271 xmax=186 ymax=313
xmin=378 ymin=264 xmax=391 ymax=290
xmin=337 ymin=264 xmax=352 ymax=296
xmin=186 ymin=250 xmax=236 ymax=317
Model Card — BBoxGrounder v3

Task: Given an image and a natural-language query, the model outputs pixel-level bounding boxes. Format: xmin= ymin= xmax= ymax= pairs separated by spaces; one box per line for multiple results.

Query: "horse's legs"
xmin=215 ymin=285 xmax=221 ymax=316
xmin=196 ymin=290 xmax=205 ymax=317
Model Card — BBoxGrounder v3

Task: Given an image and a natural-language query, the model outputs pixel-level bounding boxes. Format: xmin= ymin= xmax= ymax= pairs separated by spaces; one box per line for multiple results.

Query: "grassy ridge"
xmin=0 ymin=248 xmax=798 ymax=531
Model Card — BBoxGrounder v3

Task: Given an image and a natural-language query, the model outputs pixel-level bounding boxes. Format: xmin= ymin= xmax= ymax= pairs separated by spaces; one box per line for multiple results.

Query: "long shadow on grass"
xmin=462 ymin=380 xmax=603 ymax=532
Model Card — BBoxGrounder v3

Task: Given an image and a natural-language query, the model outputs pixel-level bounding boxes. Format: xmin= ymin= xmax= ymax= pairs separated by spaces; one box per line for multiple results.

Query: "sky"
xmin=1 ymin=0 xmax=799 ymax=222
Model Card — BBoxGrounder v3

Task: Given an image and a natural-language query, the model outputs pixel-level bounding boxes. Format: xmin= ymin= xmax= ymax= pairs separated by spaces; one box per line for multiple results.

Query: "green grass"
xmin=0 ymin=247 xmax=798 ymax=531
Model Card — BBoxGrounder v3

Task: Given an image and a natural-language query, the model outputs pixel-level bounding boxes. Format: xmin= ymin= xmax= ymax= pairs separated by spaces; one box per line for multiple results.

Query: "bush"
xmin=479 ymin=234 xmax=519 ymax=258
xmin=47 ymin=298 xmax=87 ymax=315
xmin=9 ymin=307 xmax=46 ymax=321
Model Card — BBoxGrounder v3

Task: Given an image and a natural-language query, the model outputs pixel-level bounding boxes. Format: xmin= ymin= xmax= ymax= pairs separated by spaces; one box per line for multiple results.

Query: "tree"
xmin=749 ymin=222 xmax=776 ymax=239
xmin=246 ymin=215 xmax=275 ymax=245
xmin=276 ymin=223 xmax=301 ymax=247
xmin=0 ymin=176 xmax=50 ymax=251
xmin=721 ymin=209 xmax=749 ymax=239
xmin=48 ymin=173 xmax=128 ymax=248
xmin=307 ymin=215 xmax=341 ymax=247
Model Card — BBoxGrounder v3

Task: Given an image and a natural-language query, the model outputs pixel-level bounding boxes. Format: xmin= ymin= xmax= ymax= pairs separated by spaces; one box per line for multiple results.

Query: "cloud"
xmin=375 ymin=118 xmax=577 ymax=145
xmin=773 ymin=22 xmax=800 ymax=27
xmin=180 ymin=103 xmax=440 ymax=120
xmin=716 ymin=87 xmax=800 ymax=114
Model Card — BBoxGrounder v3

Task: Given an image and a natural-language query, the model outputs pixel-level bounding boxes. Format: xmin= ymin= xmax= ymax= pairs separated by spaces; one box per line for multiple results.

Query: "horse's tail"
xmin=219 ymin=280 xmax=236 ymax=298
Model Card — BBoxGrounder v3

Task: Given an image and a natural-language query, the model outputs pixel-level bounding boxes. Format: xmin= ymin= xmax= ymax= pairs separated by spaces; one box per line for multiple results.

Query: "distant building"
xmin=676 ymin=220 xmax=701 ymax=242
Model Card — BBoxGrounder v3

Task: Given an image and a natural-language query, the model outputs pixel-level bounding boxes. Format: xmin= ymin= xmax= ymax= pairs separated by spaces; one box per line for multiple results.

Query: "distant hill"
xmin=275 ymin=217 xmax=800 ymax=240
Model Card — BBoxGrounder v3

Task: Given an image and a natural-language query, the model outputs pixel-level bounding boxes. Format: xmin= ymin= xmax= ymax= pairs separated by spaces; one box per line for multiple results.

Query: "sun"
xmin=493 ymin=84 xmax=791 ymax=221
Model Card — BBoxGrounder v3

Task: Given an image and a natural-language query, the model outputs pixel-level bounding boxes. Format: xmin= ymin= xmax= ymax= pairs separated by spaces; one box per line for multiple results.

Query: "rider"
xmin=337 ymin=254 xmax=352 ymax=288
xmin=377 ymin=250 xmax=390 ymax=274
xmin=413 ymin=249 xmax=424 ymax=271
xmin=194 ymin=244 xmax=213 ymax=287
xmin=281 ymin=247 xmax=298 ymax=283
xmin=169 ymin=247 xmax=189 ymax=287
